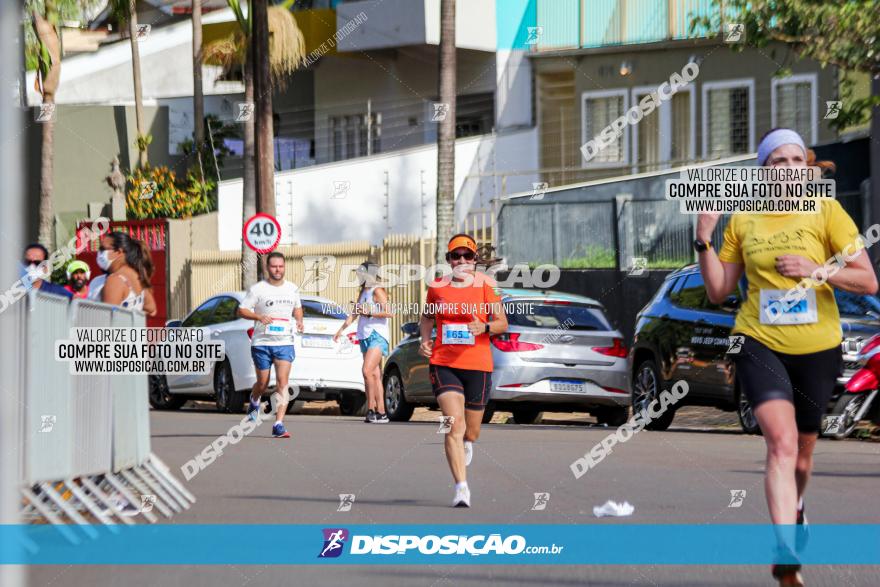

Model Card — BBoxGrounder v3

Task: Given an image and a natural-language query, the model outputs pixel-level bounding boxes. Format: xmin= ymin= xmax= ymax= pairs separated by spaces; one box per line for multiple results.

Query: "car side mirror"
xmin=721 ymin=296 xmax=741 ymax=312
xmin=401 ymin=321 xmax=419 ymax=337
xmin=166 ymin=319 xmax=182 ymax=328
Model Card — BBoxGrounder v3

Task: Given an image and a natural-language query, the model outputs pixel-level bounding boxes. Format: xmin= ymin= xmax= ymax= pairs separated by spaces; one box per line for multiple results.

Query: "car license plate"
xmin=550 ymin=379 xmax=586 ymax=393
xmin=301 ymin=335 xmax=333 ymax=349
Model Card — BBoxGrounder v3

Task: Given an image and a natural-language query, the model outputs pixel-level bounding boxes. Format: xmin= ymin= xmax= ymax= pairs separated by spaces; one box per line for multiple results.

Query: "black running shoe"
xmin=364 ymin=409 xmax=376 ymax=423
xmin=374 ymin=412 xmax=389 ymax=424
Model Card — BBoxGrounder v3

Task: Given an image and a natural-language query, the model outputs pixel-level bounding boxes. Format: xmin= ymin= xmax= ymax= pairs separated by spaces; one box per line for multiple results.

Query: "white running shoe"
xmin=453 ymin=485 xmax=471 ymax=508
xmin=464 ymin=441 xmax=473 ymax=467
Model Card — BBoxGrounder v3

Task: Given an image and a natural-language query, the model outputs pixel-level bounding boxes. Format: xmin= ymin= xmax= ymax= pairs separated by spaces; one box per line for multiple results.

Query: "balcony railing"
xmin=535 ymin=0 xmax=716 ymax=51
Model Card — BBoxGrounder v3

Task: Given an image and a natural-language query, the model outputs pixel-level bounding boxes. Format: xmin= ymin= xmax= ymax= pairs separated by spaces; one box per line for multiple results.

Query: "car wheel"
xmin=735 ymin=381 xmax=761 ymax=435
xmin=384 ymin=368 xmax=414 ymax=422
xmin=338 ymin=392 xmax=367 ymax=417
xmin=286 ymin=399 xmax=306 ymax=415
xmin=825 ymin=392 xmax=870 ymax=439
xmin=148 ymin=374 xmax=186 ymax=410
xmin=595 ymin=406 xmax=628 ymax=427
xmin=481 ymin=402 xmax=496 ymax=424
xmin=511 ymin=406 xmax=542 ymax=424
xmin=631 ymin=358 xmax=676 ymax=431
xmin=215 ymin=361 xmax=246 ymax=414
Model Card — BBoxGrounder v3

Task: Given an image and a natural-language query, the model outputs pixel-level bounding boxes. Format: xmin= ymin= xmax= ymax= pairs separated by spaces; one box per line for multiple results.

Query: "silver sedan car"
xmin=382 ymin=288 xmax=630 ymax=424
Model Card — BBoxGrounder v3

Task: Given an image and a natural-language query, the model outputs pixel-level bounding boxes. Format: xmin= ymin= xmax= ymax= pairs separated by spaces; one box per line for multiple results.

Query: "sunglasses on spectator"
xmin=447 ymin=251 xmax=476 ymax=261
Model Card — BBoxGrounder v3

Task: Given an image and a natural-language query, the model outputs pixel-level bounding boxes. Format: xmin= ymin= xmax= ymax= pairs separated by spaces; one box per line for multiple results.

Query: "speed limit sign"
xmin=243 ymin=213 xmax=282 ymax=253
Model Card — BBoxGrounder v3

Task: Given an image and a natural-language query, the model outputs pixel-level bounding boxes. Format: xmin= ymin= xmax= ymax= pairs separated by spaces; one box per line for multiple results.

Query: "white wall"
xmin=337 ymin=0 xmax=496 ymax=53
xmin=495 ymin=50 xmax=532 ymax=130
xmin=26 ymin=9 xmax=242 ymax=106
xmin=217 ymin=127 xmax=538 ymax=249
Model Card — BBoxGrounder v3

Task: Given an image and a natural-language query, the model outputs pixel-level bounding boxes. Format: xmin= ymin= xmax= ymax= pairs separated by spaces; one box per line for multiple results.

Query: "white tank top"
xmin=115 ymin=274 xmax=145 ymax=311
xmin=356 ymin=287 xmax=389 ymax=342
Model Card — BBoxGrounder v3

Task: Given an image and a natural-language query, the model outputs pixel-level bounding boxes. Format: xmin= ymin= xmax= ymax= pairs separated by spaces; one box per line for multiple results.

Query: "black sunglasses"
xmin=446 ymin=251 xmax=476 ymax=261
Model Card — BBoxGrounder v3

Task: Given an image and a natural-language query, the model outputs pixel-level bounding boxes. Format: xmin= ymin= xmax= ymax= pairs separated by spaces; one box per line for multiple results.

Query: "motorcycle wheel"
xmin=825 ymin=392 xmax=871 ymax=439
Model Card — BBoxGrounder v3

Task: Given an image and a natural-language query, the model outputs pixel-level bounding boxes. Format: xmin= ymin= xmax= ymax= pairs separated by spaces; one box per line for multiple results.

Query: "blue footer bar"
xmin=2 ymin=524 xmax=879 ymax=565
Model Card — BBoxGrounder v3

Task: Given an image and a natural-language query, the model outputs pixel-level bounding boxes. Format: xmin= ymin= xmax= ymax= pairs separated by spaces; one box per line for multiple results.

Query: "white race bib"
xmin=266 ymin=319 xmax=293 ymax=336
xmin=442 ymin=323 xmax=475 ymax=345
xmin=759 ymin=289 xmax=818 ymax=325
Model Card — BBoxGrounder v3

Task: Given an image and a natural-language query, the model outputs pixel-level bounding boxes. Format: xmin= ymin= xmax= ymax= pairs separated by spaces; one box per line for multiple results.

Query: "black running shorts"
xmin=731 ymin=335 xmax=842 ymax=433
xmin=429 ymin=365 xmax=492 ymax=410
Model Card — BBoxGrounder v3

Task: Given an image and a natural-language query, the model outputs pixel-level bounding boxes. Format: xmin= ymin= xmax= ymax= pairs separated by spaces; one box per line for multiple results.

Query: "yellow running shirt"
xmin=717 ymin=199 xmax=863 ymax=355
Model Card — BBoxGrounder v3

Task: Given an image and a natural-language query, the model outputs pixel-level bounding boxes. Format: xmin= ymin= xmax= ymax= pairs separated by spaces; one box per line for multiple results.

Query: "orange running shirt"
xmin=425 ymin=274 xmax=502 ymax=372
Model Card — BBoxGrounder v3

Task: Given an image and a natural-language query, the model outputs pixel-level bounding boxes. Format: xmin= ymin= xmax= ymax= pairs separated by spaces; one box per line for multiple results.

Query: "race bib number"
xmin=759 ymin=289 xmax=818 ymax=325
xmin=442 ymin=323 xmax=475 ymax=345
xmin=266 ymin=319 xmax=293 ymax=336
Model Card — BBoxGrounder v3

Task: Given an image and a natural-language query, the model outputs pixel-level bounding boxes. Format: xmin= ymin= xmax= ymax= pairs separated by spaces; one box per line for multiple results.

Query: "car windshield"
xmin=301 ymin=300 xmax=347 ymax=320
xmin=835 ymin=290 xmax=880 ymax=321
xmin=505 ymin=300 xmax=611 ymax=331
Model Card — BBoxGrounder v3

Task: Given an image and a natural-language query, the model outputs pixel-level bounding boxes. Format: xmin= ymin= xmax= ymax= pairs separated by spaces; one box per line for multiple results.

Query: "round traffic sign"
xmin=242 ymin=213 xmax=282 ymax=254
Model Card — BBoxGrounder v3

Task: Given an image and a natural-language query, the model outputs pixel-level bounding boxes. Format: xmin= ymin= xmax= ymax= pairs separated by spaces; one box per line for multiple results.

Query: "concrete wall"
xmin=336 ymin=0 xmax=497 ymax=53
xmin=312 ymin=48 xmax=497 ymax=163
xmin=167 ymin=212 xmax=220 ymax=320
xmin=25 ymin=12 xmax=242 ymax=106
xmin=216 ymin=127 xmax=539 ymax=249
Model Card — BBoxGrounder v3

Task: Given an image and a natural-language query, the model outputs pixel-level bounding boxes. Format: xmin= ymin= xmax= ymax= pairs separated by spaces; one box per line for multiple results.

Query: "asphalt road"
xmin=28 ymin=407 xmax=880 ymax=587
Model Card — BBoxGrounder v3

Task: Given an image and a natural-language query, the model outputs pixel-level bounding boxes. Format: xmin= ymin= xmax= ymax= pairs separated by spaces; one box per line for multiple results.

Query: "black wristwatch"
xmin=693 ymin=239 xmax=713 ymax=253
xmin=484 ymin=323 xmax=490 ymax=334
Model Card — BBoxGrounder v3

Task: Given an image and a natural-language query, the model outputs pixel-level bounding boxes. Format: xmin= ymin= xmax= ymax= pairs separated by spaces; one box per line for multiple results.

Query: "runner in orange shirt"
xmin=419 ymin=234 xmax=508 ymax=507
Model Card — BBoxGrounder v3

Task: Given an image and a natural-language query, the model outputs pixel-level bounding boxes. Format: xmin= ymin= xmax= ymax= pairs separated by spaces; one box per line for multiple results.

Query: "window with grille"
xmin=703 ymin=81 xmax=753 ymax=159
xmin=772 ymin=75 xmax=816 ymax=144
xmin=329 ymin=113 xmax=381 ymax=161
xmin=582 ymin=90 xmax=628 ymax=166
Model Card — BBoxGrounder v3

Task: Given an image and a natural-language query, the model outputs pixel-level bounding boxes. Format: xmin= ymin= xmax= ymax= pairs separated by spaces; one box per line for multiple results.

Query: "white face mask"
xmin=25 ymin=263 xmax=48 ymax=281
xmin=96 ymin=250 xmax=113 ymax=271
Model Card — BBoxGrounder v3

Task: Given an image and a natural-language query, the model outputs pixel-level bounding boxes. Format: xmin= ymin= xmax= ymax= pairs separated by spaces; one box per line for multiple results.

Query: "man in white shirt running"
xmin=237 ymin=251 xmax=304 ymax=438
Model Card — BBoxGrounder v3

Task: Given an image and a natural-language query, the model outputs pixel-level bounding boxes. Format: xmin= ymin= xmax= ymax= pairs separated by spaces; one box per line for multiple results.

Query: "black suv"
xmin=629 ymin=264 xmax=880 ymax=434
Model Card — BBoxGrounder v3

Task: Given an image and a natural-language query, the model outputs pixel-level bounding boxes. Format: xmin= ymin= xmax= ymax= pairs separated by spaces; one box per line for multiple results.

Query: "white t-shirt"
xmin=240 ymin=280 xmax=302 ymax=347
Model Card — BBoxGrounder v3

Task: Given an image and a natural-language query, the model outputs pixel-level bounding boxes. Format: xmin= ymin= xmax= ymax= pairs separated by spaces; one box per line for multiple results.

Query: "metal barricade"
xmin=109 ymin=308 xmax=151 ymax=471
xmin=24 ymin=291 xmax=75 ymax=484
xmin=69 ymin=299 xmax=114 ymax=477
xmin=20 ymin=291 xmax=193 ymax=527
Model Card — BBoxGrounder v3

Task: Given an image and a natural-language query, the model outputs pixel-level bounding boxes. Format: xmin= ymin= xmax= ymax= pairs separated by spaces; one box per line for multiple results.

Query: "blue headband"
xmin=757 ymin=129 xmax=806 ymax=165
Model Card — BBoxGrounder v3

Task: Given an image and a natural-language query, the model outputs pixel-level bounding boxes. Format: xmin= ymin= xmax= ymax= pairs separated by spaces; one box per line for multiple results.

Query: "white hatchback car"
xmin=148 ymin=292 xmax=366 ymax=415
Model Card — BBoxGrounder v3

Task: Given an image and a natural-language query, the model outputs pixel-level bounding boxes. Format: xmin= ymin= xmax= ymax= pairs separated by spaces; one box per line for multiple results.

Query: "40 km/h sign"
xmin=243 ymin=213 xmax=282 ymax=254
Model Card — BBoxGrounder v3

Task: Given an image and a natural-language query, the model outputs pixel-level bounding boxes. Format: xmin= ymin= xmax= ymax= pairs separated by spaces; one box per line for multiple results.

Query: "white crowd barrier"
xmin=19 ymin=290 xmax=194 ymax=526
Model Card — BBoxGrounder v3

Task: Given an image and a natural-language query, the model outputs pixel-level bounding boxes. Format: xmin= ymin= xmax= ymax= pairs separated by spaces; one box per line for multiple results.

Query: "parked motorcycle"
xmin=824 ymin=334 xmax=880 ymax=439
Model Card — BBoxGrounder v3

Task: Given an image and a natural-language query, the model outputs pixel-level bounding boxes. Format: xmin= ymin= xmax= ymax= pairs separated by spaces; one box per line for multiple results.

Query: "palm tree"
xmin=110 ymin=0 xmax=149 ymax=168
xmin=31 ymin=9 xmax=62 ymax=249
xmin=27 ymin=0 xmax=101 ymax=249
xmin=435 ymin=0 xmax=456 ymax=263
xmin=204 ymin=1 xmax=305 ymax=286
xmin=192 ymin=0 xmax=205 ymax=156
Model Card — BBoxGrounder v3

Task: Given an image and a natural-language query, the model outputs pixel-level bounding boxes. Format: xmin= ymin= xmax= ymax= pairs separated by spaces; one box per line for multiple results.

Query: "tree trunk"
xmin=38 ymin=105 xmax=55 ymax=249
xmin=128 ymin=0 xmax=148 ymax=168
xmin=435 ymin=0 xmax=456 ymax=264
xmin=192 ymin=0 xmax=205 ymax=153
xmin=33 ymin=11 xmax=61 ymax=250
xmin=242 ymin=50 xmax=258 ymax=287
xmin=252 ymin=0 xmax=275 ymax=217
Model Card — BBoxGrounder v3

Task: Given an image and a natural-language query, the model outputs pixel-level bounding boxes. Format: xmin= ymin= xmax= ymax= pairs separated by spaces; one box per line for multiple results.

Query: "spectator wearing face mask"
xmin=22 ymin=243 xmax=72 ymax=299
xmin=63 ymin=260 xmax=90 ymax=299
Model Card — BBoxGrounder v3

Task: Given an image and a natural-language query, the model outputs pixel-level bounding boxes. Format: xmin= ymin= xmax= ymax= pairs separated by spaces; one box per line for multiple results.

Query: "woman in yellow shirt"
xmin=696 ymin=128 xmax=878 ymax=586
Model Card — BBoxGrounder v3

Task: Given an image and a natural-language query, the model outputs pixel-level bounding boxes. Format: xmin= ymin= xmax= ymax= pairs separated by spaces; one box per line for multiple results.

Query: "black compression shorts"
xmin=731 ymin=335 xmax=842 ymax=433
xmin=429 ymin=365 xmax=492 ymax=410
